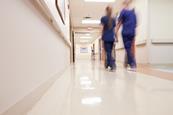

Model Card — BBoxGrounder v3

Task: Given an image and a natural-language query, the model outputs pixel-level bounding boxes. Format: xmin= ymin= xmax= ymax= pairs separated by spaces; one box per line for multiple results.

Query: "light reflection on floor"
xmin=27 ymin=60 xmax=173 ymax=115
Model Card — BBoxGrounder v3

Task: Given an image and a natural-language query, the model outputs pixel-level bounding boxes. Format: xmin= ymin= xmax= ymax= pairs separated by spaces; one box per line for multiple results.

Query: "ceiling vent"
xmin=84 ymin=16 xmax=92 ymax=19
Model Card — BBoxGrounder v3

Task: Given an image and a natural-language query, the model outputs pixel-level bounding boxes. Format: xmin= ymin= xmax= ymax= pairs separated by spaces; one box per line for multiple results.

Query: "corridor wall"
xmin=148 ymin=0 xmax=173 ymax=64
xmin=0 ymin=0 xmax=70 ymax=114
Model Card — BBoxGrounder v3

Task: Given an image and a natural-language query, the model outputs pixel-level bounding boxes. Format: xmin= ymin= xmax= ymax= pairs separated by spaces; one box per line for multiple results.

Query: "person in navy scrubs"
xmin=101 ymin=6 xmax=116 ymax=71
xmin=116 ymin=0 xmax=137 ymax=71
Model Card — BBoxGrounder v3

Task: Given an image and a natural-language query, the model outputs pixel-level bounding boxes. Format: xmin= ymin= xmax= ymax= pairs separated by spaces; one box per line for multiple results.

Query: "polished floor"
xmin=27 ymin=60 xmax=173 ymax=115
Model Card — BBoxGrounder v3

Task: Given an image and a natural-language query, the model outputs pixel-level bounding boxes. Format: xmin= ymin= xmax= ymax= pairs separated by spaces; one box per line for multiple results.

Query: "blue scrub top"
xmin=118 ymin=9 xmax=137 ymax=36
xmin=101 ymin=16 xmax=116 ymax=42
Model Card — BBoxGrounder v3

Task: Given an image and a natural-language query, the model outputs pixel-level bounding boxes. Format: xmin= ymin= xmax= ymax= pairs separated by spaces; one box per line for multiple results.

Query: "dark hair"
xmin=106 ymin=6 xmax=113 ymax=29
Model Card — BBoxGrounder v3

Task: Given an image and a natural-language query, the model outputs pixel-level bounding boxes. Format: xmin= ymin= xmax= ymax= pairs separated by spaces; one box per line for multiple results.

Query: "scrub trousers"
xmin=122 ymin=34 xmax=136 ymax=68
xmin=104 ymin=41 xmax=115 ymax=68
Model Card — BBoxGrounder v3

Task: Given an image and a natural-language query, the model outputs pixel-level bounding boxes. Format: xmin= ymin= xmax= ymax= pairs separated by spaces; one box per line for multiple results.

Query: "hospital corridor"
xmin=0 ymin=0 xmax=173 ymax=115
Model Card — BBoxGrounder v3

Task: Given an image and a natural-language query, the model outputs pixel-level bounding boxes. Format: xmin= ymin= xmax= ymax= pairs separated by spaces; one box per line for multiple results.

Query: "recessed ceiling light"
xmin=84 ymin=0 xmax=115 ymax=2
xmin=80 ymin=80 xmax=92 ymax=85
xmin=81 ymin=86 xmax=95 ymax=90
xmin=80 ymin=77 xmax=89 ymax=80
xmin=87 ymin=27 xmax=93 ymax=30
xmin=80 ymin=36 xmax=92 ymax=39
xmin=85 ymin=33 xmax=91 ymax=36
xmin=81 ymin=97 xmax=102 ymax=105
xmin=80 ymin=40 xmax=89 ymax=43
xmin=82 ymin=19 xmax=100 ymax=24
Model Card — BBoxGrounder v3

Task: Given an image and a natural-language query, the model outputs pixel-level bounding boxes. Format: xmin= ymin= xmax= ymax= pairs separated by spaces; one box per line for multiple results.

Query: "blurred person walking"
xmin=101 ymin=6 xmax=117 ymax=71
xmin=116 ymin=0 xmax=137 ymax=71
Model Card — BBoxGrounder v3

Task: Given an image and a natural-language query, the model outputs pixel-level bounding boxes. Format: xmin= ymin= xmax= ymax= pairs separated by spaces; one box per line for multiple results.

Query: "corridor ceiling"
xmin=70 ymin=0 xmax=121 ymax=44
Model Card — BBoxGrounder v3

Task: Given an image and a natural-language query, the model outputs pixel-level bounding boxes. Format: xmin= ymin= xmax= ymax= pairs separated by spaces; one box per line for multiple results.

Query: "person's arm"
xmin=134 ymin=9 xmax=138 ymax=39
xmin=116 ymin=21 xmax=122 ymax=33
xmin=115 ymin=10 xmax=124 ymax=42
xmin=115 ymin=21 xmax=122 ymax=42
xmin=101 ymin=25 xmax=105 ymax=49
xmin=100 ymin=17 xmax=103 ymax=36
xmin=100 ymin=17 xmax=105 ymax=48
xmin=101 ymin=25 xmax=104 ymax=38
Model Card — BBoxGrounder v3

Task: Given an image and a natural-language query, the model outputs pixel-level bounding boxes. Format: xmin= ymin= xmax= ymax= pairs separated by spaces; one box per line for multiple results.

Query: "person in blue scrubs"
xmin=101 ymin=6 xmax=116 ymax=71
xmin=116 ymin=0 xmax=137 ymax=71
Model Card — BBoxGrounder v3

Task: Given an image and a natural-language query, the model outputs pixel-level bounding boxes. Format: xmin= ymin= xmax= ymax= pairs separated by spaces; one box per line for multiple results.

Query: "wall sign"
xmin=80 ymin=47 xmax=88 ymax=53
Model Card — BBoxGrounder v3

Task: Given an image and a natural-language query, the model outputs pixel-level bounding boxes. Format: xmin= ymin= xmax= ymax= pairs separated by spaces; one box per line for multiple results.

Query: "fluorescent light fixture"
xmin=81 ymin=86 xmax=95 ymax=90
xmin=88 ymin=27 xmax=93 ymax=30
xmin=80 ymin=40 xmax=89 ymax=43
xmin=80 ymin=36 xmax=92 ymax=39
xmin=85 ymin=33 xmax=91 ymax=36
xmin=80 ymin=80 xmax=92 ymax=85
xmin=84 ymin=0 xmax=115 ymax=2
xmin=82 ymin=19 xmax=100 ymax=24
xmin=81 ymin=97 xmax=102 ymax=105
xmin=80 ymin=77 xmax=89 ymax=80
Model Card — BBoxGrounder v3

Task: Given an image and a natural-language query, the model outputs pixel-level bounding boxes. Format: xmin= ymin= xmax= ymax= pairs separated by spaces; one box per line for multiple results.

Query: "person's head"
xmin=123 ymin=0 xmax=133 ymax=7
xmin=105 ymin=6 xmax=113 ymax=17
xmin=104 ymin=6 xmax=113 ymax=29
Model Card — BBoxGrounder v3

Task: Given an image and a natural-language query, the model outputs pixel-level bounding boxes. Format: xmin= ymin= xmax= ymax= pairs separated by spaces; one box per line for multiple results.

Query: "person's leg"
xmin=122 ymin=35 xmax=128 ymax=68
xmin=102 ymin=42 xmax=108 ymax=69
xmin=109 ymin=42 xmax=114 ymax=69
xmin=112 ymin=43 xmax=116 ymax=69
xmin=104 ymin=42 xmax=110 ymax=67
xmin=104 ymin=42 xmax=114 ymax=68
xmin=131 ymin=39 xmax=137 ymax=67
xmin=123 ymin=35 xmax=136 ymax=68
xmin=124 ymin=53 xmax=128 ymax=68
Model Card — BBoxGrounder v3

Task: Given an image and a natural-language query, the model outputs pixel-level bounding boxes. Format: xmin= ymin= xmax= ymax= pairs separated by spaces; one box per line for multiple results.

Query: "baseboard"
xmin=0 ymin=67 xmax=68 ymax=115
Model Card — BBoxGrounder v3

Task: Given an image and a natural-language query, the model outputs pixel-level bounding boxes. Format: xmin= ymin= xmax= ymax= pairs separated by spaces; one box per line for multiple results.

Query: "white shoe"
xmin=127 ymin=67 xmax=137 ymax=72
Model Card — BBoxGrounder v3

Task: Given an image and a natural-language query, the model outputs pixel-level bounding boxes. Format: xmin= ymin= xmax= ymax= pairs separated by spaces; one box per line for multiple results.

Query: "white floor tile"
xmin=27 ymin=60 xmax=173 ymax=115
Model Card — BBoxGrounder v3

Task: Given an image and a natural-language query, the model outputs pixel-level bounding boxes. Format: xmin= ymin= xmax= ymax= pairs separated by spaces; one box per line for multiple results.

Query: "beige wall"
xmin=148 ymin=0 xmax=173 ymax=64
xmin=149 ymin=0 xmax=173 ymax=40
xmin=0 ymin=0 xmax=70 ymax=114
xmin=149 ymin=44 xmax=173 ymax=64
